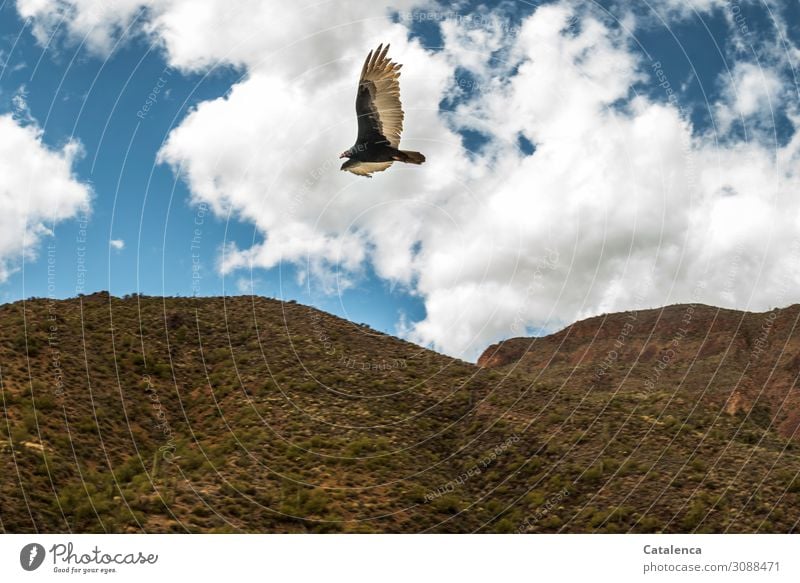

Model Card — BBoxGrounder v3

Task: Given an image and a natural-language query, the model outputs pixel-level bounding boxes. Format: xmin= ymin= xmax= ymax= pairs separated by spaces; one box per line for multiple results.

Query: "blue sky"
xmin=0 ymin=0 xmax=424 ymax=332
xmin=1 ymin=0 xmax=798 ymax=358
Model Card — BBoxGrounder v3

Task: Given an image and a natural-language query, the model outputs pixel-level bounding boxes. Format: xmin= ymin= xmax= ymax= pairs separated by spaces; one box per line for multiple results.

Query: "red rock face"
xmin=477 ymin=339 xmax=529 ymax=368
xmin=478 ymin=304 xmax=800 ymax=439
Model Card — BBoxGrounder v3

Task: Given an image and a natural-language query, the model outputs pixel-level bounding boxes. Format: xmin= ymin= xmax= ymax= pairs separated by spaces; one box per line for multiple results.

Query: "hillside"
xmin=1 ymin=294 xmax=799 ymax=533
xmin=478 ymin=304 xmax=800 ymax=439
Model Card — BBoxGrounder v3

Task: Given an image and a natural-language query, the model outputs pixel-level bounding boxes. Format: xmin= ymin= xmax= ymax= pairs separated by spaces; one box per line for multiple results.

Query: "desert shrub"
xmin=346 ymin=436 xmax=389 ymax=456
xmin=12 ymin=333 xmax=43 ymax=356
xmin=10 ymin=425 xmax=29 ymax=445
xmin=583 ymin=462 xmax=604 ymax=484
xmin=681 ymin=496 xmax=710 ymax=530
xmin=431 ymin=494 xmax=460 ymax=514
xmin=540 ymin=514 xmax=562 ymax=529
xmin=493 ymin=517 xmax=517 ymax=533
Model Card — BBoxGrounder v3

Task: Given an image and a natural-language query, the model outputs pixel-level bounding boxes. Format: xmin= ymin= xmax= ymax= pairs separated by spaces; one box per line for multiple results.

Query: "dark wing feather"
xmin=355 ymin=44 xmax=404 ymax=148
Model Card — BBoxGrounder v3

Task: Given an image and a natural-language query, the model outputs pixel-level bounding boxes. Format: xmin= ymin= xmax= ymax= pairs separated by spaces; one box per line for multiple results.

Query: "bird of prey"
xmin=339 ymin=44 xmax=426 ymax=177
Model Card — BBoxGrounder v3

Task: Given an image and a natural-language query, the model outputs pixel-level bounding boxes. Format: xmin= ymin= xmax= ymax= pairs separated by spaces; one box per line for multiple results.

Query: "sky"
xmin=0 ymin=0 xmax=798 ymax=361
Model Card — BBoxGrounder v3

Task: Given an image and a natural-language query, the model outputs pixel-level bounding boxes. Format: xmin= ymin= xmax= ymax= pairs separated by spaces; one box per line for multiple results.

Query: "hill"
xmin=478 ymin=304 xmax=800 ymax=439
xmin=1 ymin=294 xmax=799 ymax=533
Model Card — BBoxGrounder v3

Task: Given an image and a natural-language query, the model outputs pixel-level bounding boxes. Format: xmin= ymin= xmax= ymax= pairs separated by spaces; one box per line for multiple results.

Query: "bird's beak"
xmin=339 ymin=152 xmax=347 ymax=159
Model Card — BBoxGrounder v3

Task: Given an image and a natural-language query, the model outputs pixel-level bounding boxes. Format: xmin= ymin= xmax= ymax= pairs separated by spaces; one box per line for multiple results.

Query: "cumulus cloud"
xmin=16 ymin=0 xmax=146 ymax=55
xmin=0 ymin=114 xmax=91 ymax=282
xmin=109 ymin=239 xmax=125 ymax=251
xmin=713 ymin=61 xmax=784 ymax=135
xmin=18 ymin=0 xmax=800 ymax=360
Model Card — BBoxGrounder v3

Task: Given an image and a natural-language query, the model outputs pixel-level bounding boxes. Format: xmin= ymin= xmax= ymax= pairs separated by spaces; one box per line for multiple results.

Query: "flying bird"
xmin=340 ymin=44 xmax=426 ymax=177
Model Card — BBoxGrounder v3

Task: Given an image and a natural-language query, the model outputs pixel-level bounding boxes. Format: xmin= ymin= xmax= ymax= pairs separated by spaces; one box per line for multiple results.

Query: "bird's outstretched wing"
xmin=355 ymin=44 xmax=404 ymax=148
xmin=342 ymin=160 xmax=394 ymax=178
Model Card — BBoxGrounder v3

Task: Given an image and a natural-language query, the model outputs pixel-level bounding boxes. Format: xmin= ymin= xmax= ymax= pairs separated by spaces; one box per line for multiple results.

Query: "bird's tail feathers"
xmin=395 ymin=150 xmax=426 ymax=165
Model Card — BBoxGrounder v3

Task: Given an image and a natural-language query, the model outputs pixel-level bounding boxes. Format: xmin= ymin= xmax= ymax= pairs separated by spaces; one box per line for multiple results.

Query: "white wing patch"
xmin=342 ymin=161 xmax=393 ymax=177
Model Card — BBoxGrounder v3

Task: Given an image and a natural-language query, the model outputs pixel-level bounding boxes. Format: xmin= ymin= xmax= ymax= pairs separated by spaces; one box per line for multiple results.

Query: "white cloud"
xmin=658 ymin=0 xmax=727 ymax=17
xmin=15 ymin=0 xmax=425 ymax=72
xmin=715 ymin=61 xmax=784 ymax=133
xmin=0 ymin=114 xmax=91 ymax=282
xmin=235 ymin=276 xmax=263 ymax=294
xmin=16 ymin=0 xmax=146 ymax=55
xmin=17 ymin=0 xmax=800 ymax=360
xmin=109 ymin=239 xmax=125 ymax=251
